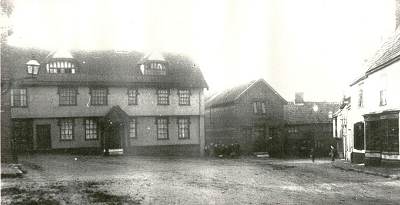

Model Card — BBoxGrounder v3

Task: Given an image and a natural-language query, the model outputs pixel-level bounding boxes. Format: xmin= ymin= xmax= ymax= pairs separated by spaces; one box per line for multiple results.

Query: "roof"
xmin=1 ymin=45 xmax=208 ymax=88
xmin=284 ymin=102 xmax=339 ymax=124
xmin=351 ymin=29 xmax=400 ymax=86
xmin=366 ymin=29 xmax=400 ymax=74
xmin=205 ymin=79 xmax=287 ymax=108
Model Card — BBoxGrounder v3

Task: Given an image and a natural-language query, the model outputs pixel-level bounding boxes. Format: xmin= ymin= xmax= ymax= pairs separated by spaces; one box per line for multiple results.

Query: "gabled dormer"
xmin=26 ymin=58 xmax=40 ymax=78
xmin=45 ymin=50 xmax=77 ymax=74
xmin=138 ymin=52 xmax=167 ymax=75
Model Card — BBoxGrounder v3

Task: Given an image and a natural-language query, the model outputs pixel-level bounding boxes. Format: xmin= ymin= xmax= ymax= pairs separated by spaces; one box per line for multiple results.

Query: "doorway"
xmin=36 ymin=125 xmax=51 ymax=149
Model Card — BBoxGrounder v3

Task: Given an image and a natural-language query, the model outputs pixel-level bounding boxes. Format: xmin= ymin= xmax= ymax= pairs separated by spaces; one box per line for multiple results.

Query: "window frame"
xmin=379 ymin=89 xmax=387 ymax=106
xmin=177 ymin=117 xmax=190 ymax=139
xmin=129 ymin=118 xmax=137 ymax=139
xmin=156 ymin=117 xmax=169 ymax=140
xmin=58 ymin=87 xmax=78 ymax=106
xmin=59 ymin=118 xmax=74 ymax=141
xmin=178 ymin=89 xmax=191 ymax=106
xmin=84 ymin=118 xmax=98 ymax=140
xmin=358 ymin=89 xmax=363 ymax=108
xmin=10 ymin=88 xmax=28 ymax=108
xmin=253 ymin=101 xmax=266 ymax=114
xmin=157 ymin=89 xmax=170 ymax=105
xmin=127 ymin=88 xmax=139 ymax=105
xmin=90 ymin=87 xmax=108 ymax=106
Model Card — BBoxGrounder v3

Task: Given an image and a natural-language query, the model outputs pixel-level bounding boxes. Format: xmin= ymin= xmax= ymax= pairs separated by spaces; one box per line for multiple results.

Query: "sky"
xmin=4 ymin=0 xmax=397 ymax=102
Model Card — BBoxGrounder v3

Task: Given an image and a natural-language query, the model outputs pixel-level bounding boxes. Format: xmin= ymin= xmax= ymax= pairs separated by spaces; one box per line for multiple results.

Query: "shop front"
xmin=364 ymin=111 xmax=400 ymax=166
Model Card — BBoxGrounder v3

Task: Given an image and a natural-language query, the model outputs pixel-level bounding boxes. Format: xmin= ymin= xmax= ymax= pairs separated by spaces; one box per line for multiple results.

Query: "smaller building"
xmin=205 ymin=79 xmax=287 ymax=155
xmin=284 ymin=94 xmax=339 ymax=157
xmin=332 ymin=97 xmax=351 ymax=160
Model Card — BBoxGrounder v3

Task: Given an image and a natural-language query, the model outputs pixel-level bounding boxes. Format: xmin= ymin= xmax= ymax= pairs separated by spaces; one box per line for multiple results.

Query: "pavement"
xmin=1 ymin=163 xmax=24 ymax=178
xmin=332 ymin=159 xmax=400 ymax=180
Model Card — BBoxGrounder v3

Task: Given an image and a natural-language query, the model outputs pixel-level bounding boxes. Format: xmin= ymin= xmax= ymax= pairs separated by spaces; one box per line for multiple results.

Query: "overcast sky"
xmin=6 ymin=0 xmax=397 ymax=102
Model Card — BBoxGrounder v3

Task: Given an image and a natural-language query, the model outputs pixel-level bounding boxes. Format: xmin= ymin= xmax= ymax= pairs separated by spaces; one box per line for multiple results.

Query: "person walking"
xmin=329 ymin=145 xmax=336 ymax=162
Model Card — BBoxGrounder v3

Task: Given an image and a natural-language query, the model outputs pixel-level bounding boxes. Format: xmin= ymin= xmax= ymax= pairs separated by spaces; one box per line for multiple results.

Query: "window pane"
xmin=178 ymin=118 xmax=190 ymax=139
xmin=91 ymin=88 xmax=107 ymax=105
xmin=85 ymin=119 xmax=97 ymax=140
xmin=129 ymin=119 xmax=137 ymax=138
xmin=60 ymin=119 xmax=73 ymax=140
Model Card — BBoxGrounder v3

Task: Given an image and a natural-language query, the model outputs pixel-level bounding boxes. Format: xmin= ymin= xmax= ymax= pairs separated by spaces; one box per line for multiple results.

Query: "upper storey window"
xmin=139 ymin=51 xmax=167 ymax=75
xmin=140 ymin=62 xmax=166 ymax=75
xmin=46 ymin=61 xmax=76 ymax=74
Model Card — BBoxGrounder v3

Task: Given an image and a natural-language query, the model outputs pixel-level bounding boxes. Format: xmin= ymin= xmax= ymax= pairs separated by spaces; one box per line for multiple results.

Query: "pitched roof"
xmin=351 ymin=29 xmax=400 ymax=86
xmin=1 ymin=45 xmax=208 ymax=88
xmin=284 ymin=102 xmax=339 ymax=124
xmin=366 ymin=29 xmax=400 ymax=74
xmin=205 ymin=79 xmax=286 ymax=108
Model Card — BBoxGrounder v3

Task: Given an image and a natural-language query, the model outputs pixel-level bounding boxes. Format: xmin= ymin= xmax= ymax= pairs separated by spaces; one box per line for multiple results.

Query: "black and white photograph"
xmin=1 ymin=0 xmax=400 ymax=204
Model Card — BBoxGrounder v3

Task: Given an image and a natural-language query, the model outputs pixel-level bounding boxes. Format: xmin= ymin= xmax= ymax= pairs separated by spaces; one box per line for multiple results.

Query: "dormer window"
xmin=139 ymin=52 xmax=167 ymax=75
xmin=26 ymin=59 xmax=40 ymax=77
xmin=140 ymin=62 xmax=166 ymax=75
xmin=46 ymin=61 xmax=76 ymax=74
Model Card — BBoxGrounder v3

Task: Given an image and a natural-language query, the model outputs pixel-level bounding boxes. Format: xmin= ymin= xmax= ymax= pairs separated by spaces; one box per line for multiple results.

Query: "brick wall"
xmin=205 ymin=81 xmax=286 ymax=154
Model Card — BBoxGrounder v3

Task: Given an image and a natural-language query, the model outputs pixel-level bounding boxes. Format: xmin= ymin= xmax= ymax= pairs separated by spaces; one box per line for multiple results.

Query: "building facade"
xmin=332 ymin=97 xmax=351 ymax=160
xmin=346 ymin=33 xmax=400 ymax=165
xmin=205 ymin=79 xmax=287 ymax=155
xmin=284 ymin=96 xmax=339 ymax=158
xmin=2 ymin=46 xmax=208 ymax=156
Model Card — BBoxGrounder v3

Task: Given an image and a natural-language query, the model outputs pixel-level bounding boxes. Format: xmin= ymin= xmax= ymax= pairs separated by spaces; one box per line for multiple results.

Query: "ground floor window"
xmin=156 ymin=117 xmax=169 ymax=140
xmin=59 ymin=119 xmax=74 ymax=140
xmin=366 ymin=118 xmax=399 ymax=153
xmin=129 ymin=118 xmax=137 ymax=139
xmin=178 ymin=118 xmax=190 ymax=139
xmin=85 ymin=119 xmax=98 ymax=140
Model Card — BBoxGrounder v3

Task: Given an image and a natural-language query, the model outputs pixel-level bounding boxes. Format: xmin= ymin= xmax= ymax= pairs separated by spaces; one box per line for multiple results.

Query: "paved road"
xmin=2 ymin=155 xmax=400 ymax=204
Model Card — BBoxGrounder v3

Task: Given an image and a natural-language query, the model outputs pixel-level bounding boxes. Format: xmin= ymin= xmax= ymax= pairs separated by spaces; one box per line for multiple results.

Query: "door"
xmin=36 ymin=125 xmax=51 ymax=149
xmin=108 ymin=125 xmax=122 ymax=149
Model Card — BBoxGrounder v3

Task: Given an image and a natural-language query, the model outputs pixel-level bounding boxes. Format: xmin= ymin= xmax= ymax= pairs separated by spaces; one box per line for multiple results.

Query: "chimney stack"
xmin=396 ymin=0 xmax=400 ymax=29
xmin=295 ymin=92 xmax=304 ymax=104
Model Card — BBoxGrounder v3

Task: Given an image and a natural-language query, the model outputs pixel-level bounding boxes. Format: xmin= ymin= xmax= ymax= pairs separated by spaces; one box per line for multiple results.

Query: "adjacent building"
xmin=284 ymin=94 xmax=339 ymax=157
xmin=2 ymin=45 xmax=208 ymax=156
xmin=332 ymin=97 xmax=351 ymax=160
xmin=205 ymin=79 xmax=287 ymax=155
xmin=344 ymin=31 xmax=400 ymax=166
xmin=333 ymin=2 xmax=400 ymax=166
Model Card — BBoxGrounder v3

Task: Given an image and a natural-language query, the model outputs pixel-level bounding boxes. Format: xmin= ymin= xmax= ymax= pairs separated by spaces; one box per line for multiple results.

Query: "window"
xmin=156 ymin=117 xmax=169 ymax=140
xmin=90 ymin=88 xmax=108 ymax=105
xmin=58 ymin=87 xmax=77 ymax=106
xmin=253 ymin=101 xmax=266 ymax=114
xmin=142 ymin=62 xmax=166 ymax=75
xmin=157 ymin=89 xmax=169 ymax=105
xmin=358 ymin=89 xmax=363 ymax=108
xmin=85 ymin=119 xmax=98 ymax=140
xmin=380 ymin=89 xmax=387 ymax=106
xmin=60 ymin=119 xmax=74 ymax=140
xmin=288 ymin=127 xmax=298 ymax=133
xmin=127 ymin=88 xmax=139 ymax=105
xmin=387 ymin=119 xmax=399 ymax=152
xmin=366 ymin=118 xmax=399 ymax=153
xmin=178 ymin=118 xmax=190 ymax=139
xmin=129 ymin=118 xmax=137 ymax=139
xmin=11 ymin=89 xmax=27 ymax=107
xmin=354 ymin=122 xmax=364 ymax=150
xmin=178 ymin=89 xmax=190 ymax=105
xmin=46 ymin=61 xmax=76 ymax=74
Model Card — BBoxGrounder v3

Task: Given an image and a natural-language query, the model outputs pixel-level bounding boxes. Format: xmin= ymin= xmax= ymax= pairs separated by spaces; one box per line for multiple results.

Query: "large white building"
xmin=333 ymin=26 xmax=400 ymax=166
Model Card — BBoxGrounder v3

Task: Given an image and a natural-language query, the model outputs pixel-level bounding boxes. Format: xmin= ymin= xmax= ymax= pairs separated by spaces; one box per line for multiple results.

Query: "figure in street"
xmin=329 ymin=145 xmax=336 ymax=162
